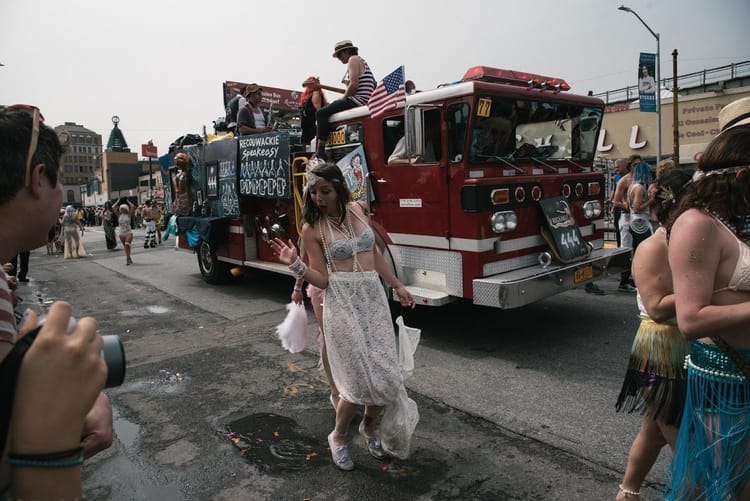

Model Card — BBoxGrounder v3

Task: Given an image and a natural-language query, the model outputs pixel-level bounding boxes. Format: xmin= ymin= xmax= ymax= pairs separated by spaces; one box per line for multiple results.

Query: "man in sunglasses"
xmin=0 ymin=106 xmax=113 ymax=499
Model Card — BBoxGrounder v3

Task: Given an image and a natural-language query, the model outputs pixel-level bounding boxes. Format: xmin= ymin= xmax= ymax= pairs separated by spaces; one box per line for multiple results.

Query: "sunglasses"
xmin=7 ymin=104 xmax=45 ymax=187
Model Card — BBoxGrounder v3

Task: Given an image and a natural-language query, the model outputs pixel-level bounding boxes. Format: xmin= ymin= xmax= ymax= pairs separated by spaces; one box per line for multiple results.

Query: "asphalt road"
xmin=13 ymin=227 xmax=671 ymax=500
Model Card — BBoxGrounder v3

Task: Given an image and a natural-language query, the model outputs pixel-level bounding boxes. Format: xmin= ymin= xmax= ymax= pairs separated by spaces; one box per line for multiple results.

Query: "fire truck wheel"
xmin=198 ymin=240 xmax=232 ymax=284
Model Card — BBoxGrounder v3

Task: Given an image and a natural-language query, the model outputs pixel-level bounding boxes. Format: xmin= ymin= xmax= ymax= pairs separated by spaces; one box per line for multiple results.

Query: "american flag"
xmin=368 ymin=65 xmax=406 ymax=118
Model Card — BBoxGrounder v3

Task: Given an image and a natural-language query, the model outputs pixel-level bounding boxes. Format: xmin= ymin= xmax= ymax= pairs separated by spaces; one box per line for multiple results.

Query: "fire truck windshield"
xmin=468 ymin=96 xmax=602 ymax=164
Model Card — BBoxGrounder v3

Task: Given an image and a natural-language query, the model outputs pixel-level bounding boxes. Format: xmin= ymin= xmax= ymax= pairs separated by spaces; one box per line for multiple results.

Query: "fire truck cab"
xmin=175 ymin=67 xmax=629 ymax=309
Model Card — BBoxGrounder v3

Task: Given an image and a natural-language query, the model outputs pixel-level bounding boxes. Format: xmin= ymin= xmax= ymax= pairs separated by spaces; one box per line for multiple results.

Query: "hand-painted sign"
xmin=238 ymin=131 xmax=291 ymax=199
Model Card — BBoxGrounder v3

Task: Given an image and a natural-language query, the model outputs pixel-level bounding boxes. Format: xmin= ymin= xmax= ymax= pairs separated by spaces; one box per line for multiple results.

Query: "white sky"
xmin=2 ymin=0 xmax=748 ymax=156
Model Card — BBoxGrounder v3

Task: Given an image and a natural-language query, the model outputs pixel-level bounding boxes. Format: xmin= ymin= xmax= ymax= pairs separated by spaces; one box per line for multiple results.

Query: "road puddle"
xmin=225 ymin=413 xmax=327 ymax=472
xmin=113 ymin=407 xmax=140 ymax=449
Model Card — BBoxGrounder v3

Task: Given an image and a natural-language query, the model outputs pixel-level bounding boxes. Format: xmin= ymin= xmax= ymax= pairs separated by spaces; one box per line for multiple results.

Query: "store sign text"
xmin=597 ymin=125 xmax=647 ymax=152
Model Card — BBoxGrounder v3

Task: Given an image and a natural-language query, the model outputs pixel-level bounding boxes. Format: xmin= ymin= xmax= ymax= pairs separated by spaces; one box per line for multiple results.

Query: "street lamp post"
xmin=618 ymin=5 xmax=661 ymax=164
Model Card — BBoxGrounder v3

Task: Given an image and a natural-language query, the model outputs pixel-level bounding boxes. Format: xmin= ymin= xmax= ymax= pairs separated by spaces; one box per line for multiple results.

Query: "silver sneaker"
xmin=358 ymin=420 xmax=387 ymax=460
xmin=327 ymin=432 xmax=354 ymax=471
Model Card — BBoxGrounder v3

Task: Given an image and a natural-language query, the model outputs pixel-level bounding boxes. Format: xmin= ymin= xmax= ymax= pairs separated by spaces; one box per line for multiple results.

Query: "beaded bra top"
xmin=711 ymin=215 xmax=750 ymax=293
xmin=324 ymin=207 xmax=375 ymax=262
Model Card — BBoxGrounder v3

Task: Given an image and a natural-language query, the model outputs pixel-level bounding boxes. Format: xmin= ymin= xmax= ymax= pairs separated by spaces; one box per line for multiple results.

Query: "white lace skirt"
xmin=323 ymin=270 xmax=419 ymax=459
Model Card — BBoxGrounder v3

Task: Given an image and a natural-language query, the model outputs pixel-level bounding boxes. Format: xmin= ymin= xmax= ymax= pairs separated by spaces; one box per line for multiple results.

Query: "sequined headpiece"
xmin=692 ymin=165 xmax=746 ymax=182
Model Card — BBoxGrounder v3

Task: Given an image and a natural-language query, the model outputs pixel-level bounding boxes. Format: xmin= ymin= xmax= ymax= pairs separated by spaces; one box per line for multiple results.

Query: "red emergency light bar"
xmin=461 ymin=66 xmax=570 ymax=91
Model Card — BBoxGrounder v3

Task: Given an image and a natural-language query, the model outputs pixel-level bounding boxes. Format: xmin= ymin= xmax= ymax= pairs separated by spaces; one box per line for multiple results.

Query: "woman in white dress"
xmin=270 ymin=162 xmax=419 ymax=471
xmin=61 ymin=205 xmax=85 ymax=259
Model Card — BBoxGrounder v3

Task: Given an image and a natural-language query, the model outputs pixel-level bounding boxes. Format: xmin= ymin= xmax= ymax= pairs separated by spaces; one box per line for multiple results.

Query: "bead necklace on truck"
xmin=171 ymin=67 xmax=629 ymax=309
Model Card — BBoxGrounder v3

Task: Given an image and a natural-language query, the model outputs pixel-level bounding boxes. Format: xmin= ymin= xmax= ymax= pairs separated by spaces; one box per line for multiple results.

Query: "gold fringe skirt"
xmin=615 ymin=318 xmax=691 ymax=425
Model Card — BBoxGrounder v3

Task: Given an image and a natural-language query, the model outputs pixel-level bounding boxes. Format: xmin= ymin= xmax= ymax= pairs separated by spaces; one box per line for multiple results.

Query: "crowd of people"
xmin=1 ymin=44 xmax=749 ymax=498
xmin=610 ymin=97 xmax=750 ymax=500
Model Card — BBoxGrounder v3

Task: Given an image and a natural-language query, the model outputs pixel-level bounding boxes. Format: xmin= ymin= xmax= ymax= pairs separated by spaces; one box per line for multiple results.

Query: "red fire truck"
xmin=173 ymin=67 xmax=628 ymax=309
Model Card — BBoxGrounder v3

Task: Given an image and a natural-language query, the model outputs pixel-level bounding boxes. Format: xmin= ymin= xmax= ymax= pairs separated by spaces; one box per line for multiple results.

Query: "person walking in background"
xmin=8 ymin=251 xmax=30 ymax=283
xmin=613 ymin=156 xmax=637 ymax=292
xmin=614 ymin=168 xmax=693 ymax=501
xmin=134 ymin=204 xmax=143 ymax=229
xmin=62 ymin=205 xmax=86 ymax=259
xmin=101 ymin=200 xmax=117 ymax=250
xmin=626 ymin=161 xmax=655 ymax=250
xmin=270 ymin=162 xmax=418 ymax=471
xmin=665 ymin=98 xmax=750 ymax=500
xmin=143 ymin=200 xmax=157 ymax=249
xmin=115 ymin=199 xmax=135 ymax=265
xmin=299 ymin=76 xmax=329 ymax=149
xmin=315 ymin=40 xmax=376 ymax=161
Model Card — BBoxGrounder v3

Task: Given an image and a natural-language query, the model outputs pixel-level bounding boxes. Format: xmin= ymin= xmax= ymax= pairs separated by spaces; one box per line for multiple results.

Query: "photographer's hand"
xmin=11 ymin=302 xmax=106 ymax=454
xmin=80 ymin=392 xmax=113 ymax=458
xmin=8 ymin=302 xmax=106 ymax=499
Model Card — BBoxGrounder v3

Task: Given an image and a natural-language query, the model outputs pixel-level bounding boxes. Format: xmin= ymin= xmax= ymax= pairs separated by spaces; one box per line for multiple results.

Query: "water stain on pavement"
xmin=113 ymin=407 xmax=140 ymax=449
xmin=225 ymin=413 xmax=328 ymax=472
xmin=119 ymin=305 xmax=172 ymax=317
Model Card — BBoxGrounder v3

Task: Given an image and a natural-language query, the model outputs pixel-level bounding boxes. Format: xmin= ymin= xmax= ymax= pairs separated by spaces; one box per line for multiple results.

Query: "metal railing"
xmin=593 ymin=60 xmax=750 ymax=104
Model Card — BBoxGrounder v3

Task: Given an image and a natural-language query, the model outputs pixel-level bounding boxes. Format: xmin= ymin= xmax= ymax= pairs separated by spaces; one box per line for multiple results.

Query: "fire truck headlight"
xmin=583 ymin=201 xmax=602 ymax=219
xmin=490 ymin=211 xmax=517 ymax=233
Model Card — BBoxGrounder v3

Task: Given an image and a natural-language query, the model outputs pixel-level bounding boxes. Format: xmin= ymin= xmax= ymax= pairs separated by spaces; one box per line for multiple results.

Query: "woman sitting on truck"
xmin=270 ymin=162 xmax=418 ymax=471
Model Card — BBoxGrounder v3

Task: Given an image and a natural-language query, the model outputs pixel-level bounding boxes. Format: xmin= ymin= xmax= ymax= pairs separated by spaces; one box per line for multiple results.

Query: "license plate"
xmin=574 ymin=265 xmax=593 ymax=284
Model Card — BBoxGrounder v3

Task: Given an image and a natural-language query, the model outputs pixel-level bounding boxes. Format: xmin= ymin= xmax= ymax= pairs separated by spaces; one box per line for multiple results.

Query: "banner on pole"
xmin=638 ymin=52 xmax=657 ymax=112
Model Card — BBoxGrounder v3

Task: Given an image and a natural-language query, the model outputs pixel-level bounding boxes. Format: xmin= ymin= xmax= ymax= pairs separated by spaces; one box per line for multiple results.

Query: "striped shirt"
xmin=0 ymin=271 xmax=16 ymax=344
xmin=348 ymin=58 xmax=376 ymax=106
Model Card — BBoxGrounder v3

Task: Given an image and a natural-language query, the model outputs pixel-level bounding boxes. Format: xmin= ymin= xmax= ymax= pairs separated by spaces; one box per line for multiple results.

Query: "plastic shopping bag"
xmin=396 ymin=315 xmax=421 ymax=378
xmin=275 ymin=302 xmax=308 ymax=353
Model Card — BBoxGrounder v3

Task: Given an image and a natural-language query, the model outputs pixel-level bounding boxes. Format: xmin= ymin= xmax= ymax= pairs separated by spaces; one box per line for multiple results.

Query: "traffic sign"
xmin=141 ymin=143 xmax=158 ymax=158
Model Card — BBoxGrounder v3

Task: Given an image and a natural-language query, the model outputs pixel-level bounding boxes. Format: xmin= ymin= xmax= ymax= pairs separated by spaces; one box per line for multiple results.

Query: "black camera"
xmin=12 ymin=322 xmax=125 ymax=388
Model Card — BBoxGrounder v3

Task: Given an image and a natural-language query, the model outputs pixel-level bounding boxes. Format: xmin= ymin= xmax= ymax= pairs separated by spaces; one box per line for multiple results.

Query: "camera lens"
xmin=101 ymin=335 xmax=126 ymax=388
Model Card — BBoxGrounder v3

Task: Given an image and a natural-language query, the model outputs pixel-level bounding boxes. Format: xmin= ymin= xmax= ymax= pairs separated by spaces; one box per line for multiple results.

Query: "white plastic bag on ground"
xmin=396 ymin=315 xmax=421 ymax=378
xmin=275 ymin=302 xmax=308 ymax=353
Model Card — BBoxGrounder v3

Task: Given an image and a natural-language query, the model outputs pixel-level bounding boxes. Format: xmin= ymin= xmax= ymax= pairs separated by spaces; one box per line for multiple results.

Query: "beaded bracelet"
xmin=618 ymin=484 xmax=640 ymax=497
xmin=293 ymin=287 xmax=302 ymax=292
xmin=8 ymin=450 xmax=84 ymax=468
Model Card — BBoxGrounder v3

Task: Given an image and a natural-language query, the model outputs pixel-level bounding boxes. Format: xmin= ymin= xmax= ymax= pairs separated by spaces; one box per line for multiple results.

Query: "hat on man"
xmin=719 ymin=96 xmax=750 ymax=133
xmin=244 ymin=83 xmax=262 ymax=96
xmin=332 ymin=40 xmax=357 ymax=58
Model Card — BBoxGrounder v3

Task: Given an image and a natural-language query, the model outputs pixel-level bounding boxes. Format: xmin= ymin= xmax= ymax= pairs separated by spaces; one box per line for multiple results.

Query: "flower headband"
xmin=305 ymin=168 xmax=341 ymax=189
xmin=306 ymin=171 xmax=323 ymax=188
xmin=692 ymin=165 xmax=746 ymax=182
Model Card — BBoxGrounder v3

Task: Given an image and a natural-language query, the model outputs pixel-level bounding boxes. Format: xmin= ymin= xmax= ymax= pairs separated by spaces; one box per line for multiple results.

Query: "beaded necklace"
xmin=703 ymin=207 xmax=750 ymax=245
xmin=318 ymin=206 xmax=361 ymax=272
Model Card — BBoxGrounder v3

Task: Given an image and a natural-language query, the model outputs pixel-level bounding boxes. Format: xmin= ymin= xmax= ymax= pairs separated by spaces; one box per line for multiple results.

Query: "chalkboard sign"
xmin=538 ymin=196 xmax=589 ymax=263
xmin=238 ymin=131 xmax=291 ymax=199
xmin=204 ymin=139 xmax=239 ymax=217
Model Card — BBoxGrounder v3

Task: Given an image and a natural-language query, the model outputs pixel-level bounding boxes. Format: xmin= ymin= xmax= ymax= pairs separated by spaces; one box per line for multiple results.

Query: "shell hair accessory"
xmin=657 ymin=179 xmax=692 ymax=205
